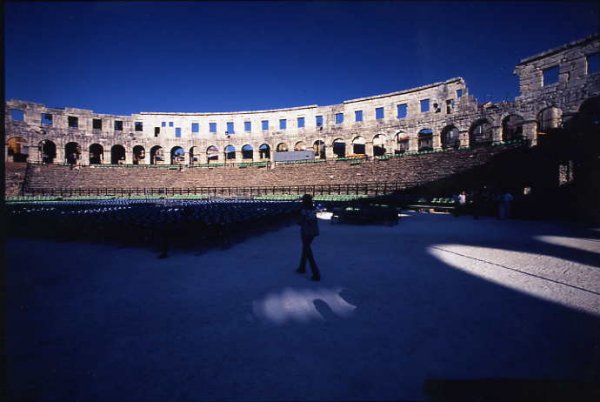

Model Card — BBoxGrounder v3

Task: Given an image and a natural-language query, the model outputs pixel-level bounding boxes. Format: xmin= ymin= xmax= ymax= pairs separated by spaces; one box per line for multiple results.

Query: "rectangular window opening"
xmin=355 ymin=110 xmax=363 ymax=122
xmin=93 ymin=119 xmax=102 ymax=130
xmin=41 ymin=113 xmax=53 ymax=125
xmin=542 ymin=65 xmax=560 ymax=86
xmin=261 ymin=120 xmax=269 ymax=131
xmin=297 ymin=117 xmax=305 ymax=128
xmin=114 ymin=120 xmax=123 ymax=131
xmin=161 ymin=122 xmax=166 ymax=127
xmin=209 ymin=122 xmax=217 ymax=133
xmin=227 ymin=122 xmax=235 ymax=134
xmin=154 ymin=127 xmax=160 ymax=137
xmin=68 ymin=116 xmax=79 ymax=128
xmin=244 ymin=121 xmax=252 ymax=132
xmin=397 ymin=104 xmax=407 ymax=119
xmin=10 ymin=109 xmax=25 ymax=121
xmin=335 ymin=113 xmax=344 ymax=124
xmin=316 ymin=115 xmax=323 ymax=127
xmin=446 ymin=99 xmax=455 ymax=114
xmin=191 ymin=123 xmax=199 ymax=133
xmin=135 ymin=122 xmax=143 ymax=131
xmin=457 ymin=89 xmax=463 ymax=98
xmin=375 ymin=107 xmax=384 ymax=120
xmin=420 ymin=99 xmax=430 ymax=113
xmin=175 ymin=127 xmax=182 ymax=138
xmin=279 ymin=119 xmax=287 ymax=130
xmin=586 ymin=52 xmax=600 ymax=74
xmin=169 ymin=122 xmax=174 ymax=127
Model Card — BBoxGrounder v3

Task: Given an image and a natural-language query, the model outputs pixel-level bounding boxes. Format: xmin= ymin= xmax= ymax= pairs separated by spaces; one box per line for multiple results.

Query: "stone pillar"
xmin=491 ymin=126 xmax=502 ymax=143
xmin=432 ymin=134 xmax=442 ymax=150
xmin=103 ymin=150 xmax=111 ymax=164
xmin=365 ymin=142 xmax=373 ymax=157
xmin=325 ymin=145 xmax=335 ymax=160
xmin=459 ymin=130 xmax=469 ymax=148
xmin=81 ymin=149 xmax=90 ymax=165
xmin=125 ymin=149 xmax=133 ymax=164
xmin=252 ymin=150 xmax=261 ymax=162
xmin=143 ymin=151 xmax=150 ymax=165
xmin=522 ymin=121 xmax=538 ymax=147
xmin=235 ymin=151 xmax=243 ymax=162
xmin=56 ymin=147 xmax=65 ymax=164
xmin=408 ymin=136 xmax=418 ymax=152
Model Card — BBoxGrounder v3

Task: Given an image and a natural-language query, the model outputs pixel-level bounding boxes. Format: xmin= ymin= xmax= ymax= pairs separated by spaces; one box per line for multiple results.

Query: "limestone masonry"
xmin=5 ymin=34 xmax=600 ymax=166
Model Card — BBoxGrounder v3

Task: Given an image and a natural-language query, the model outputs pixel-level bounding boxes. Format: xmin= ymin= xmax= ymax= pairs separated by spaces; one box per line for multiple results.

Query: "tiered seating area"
xmin=5 ymin=162 xmax=28 ymax=196
xmin=19 ymin=144 xmax=523 ymax=195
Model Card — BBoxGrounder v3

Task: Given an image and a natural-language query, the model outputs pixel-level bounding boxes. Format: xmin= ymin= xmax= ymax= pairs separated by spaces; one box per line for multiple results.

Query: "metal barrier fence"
xmin=23 ymin=181 xmax=424 ymax=198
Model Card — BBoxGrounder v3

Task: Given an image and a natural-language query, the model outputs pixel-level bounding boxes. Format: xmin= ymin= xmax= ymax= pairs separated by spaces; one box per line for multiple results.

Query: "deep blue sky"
xmin=5 ymin=1 xmax=599 ymax=115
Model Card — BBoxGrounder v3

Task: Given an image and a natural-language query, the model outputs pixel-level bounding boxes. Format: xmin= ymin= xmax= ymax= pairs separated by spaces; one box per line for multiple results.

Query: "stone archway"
xmin=373 ymin=134 xmax=387 ymax=156
xmin=395 ymin=132 xmax=409 ymax=154
xmin=418 ymin=129 xmax=433 ymax=152
xmin=89 ymin=144 xmax=103 ymax=165
xmin=242 ymin=144 xmax=254 ymax=160
xmin=469 ymin=119 xmax=493 ymax=147
xmin=171 ymin=146 xmax=185 ymax=164
xmin=537 ymin=106 xmax=563 ymax=133
xmin=332 ymin=138 xmax=346 ymax=158
xmin=150 ymin=145 xmax=164 ymax=165
xmin=313 ymin=140 xmax=326 ymax=159
xmin=352 ymin=136 xmax=366 ymax=155
xmin=259 ymin=144 xmax=270 ymax=160
xmin=207 ymin=145 xmax=219 ymax=163
xmin=7 ymin=137 xmax=28 ymax=162
xmin=111 ymin=145 xmax=126 ymax=164
xmin=65 ymin=142 xmax=81 ymax=165
xmin=225 ymin=145 xmax=236 ymax=161
xmin=189 ymin=146 xmax=200 ymax=164
xmin=133 ymin=145 xmax=145 ymax=165
xmin=502 ymin=115 xmax=524 ymax=142
xmin=441 ymin=125 xmax=460 ymax=149
xmin=294 ymin=141 xmax=306 ymax=151
xmin=276 ymin=143 xmax=288 ymax=152
xmin=39 ymin=140 xmax=56 ymax=164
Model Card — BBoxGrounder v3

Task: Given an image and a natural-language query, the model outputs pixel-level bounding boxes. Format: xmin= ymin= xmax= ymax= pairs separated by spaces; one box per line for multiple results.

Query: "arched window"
xmin=373 ymin=134 xmax=387 ymax=156
xmin=502 ymin=115 xmax=524 ymax=142
xmin=441 ymin=125 xmax=460 ymax=149
xmin=294 ymin=141 xmax=306 ymax=151
xmin=39 ymin=140 xmax=57 ymax=164
xmin=352 ymin=136 xmax=366 ymax=155
xmin=395 ymin=132 xmax=409 ymax=154
xmin=133 ymin=145 xmax=145 ymax=165
xmin=276 ymin=143 xmax=288 ymax=152
xmin=332 ymin=138 xmax=346 ymax=158
xmin=7 ymin=137 xmax=28 ymax=162
xmin=224 ymin=145 xmax=236 ymax=160
xmin=313 ymin=140 xmax=326 ymax=159
xmin=207 ymin=145 xmax=219 ymax=163
xmin=241 ymin=144 xmax=253 ymax=160
xmin=171 ymin=146 xmax=185 ymax=164
xmin=418 ymin=128 xmax=433 ymax=152
xmin=150 ymin=146 xmax=164 ymax=165
xmin=111 ymin=145 xmax=126 ymax=164
xmin=89 ymin=143 xmax=103 ymax=165
xmin=65 ymin=142 xmax=81 ymax=164
xmin=469 ymin=119 xmax=493 ymax=147
xmin=259 ymin=144 xmax=270 ymax=160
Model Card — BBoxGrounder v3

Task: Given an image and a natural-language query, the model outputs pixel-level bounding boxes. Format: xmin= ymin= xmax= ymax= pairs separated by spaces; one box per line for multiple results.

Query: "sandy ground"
xmin=5 ymin=211 xmax=600 ymax=401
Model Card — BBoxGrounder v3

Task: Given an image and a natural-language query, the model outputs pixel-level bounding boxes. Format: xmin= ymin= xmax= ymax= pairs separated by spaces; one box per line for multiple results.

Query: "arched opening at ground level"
xmin=259 ymin=144 xmax=270 ymax=160
xmin=171 ymin=146 xmax=185 ymax=164
xmin=373 ymin=134 xmax=387 ymax=156
xmin=242 ymin=144 xmax=253 ymax=160
xmin=89 ymin=144 xmax=103 ymax=165
xmin=333 ymin=139 xmax=346 ymax=158
xmin=313 ymin=140 xmax=325 ymax=159
xmin=502 ymin=115 xmax=524 ymax=142
xmin=395 ymin=132 xmax=409 ymax=154
xmin=207 ymin=146 xmax=219 ymax=163
xmin=39 ymin=140 xmax=56 ymax=164
xmin=7 ymin=137 xmax=28 ymax=162
xmin=189 ymin=146 xmax=200 ymax=164
xmin=111 ymin=145 xmax=126 ymax=164
xmin=352 ymin=136 xmax=366 ymax=155
xmin=441 ymin=125 xmax=460 ymax=149
xmin=469 ymin=119 xmax=493 ymax=147
xmin=133 ymin=146 xmax=145 ymax=165
xmin=225 ymin=145 xmax=236 ymax=160
xmin=418 ymin=129 xmax=433 ymax=152
xmin=150 ymin=146 xmax=164 ymax=165
xmin=65 ymin=142 xmax=81 ymax=165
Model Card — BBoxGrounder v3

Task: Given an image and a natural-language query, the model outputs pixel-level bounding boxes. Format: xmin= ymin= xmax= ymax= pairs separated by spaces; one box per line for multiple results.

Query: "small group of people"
xmin=454 ymin=186 xmax=514 ymax=220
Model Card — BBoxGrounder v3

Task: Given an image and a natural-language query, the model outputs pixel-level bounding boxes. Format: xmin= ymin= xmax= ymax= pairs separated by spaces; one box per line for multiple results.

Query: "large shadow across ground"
xmin=5 ymin=211 xmax=600 ymax=401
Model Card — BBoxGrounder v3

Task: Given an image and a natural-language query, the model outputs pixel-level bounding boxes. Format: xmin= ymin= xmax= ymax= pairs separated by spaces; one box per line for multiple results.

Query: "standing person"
xmin=296 ymin=194 xmax=321 ymax=281
xmin=498 ymin=190 xmax=514 ymax=219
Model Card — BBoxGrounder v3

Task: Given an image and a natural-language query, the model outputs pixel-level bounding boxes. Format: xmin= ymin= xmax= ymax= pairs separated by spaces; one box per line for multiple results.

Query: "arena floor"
xmin=5 ymin=210 xmax=600 ymax=401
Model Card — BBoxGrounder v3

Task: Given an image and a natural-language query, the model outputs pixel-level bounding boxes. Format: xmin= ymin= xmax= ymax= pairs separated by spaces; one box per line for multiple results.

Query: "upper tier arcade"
xmin=5 ymin=34 xmax=600 ymax=166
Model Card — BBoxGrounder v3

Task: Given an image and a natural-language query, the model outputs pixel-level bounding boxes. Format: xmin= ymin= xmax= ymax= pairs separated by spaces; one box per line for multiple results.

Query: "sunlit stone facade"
xmin=5 ymin=34 xmax=600 ymax=166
